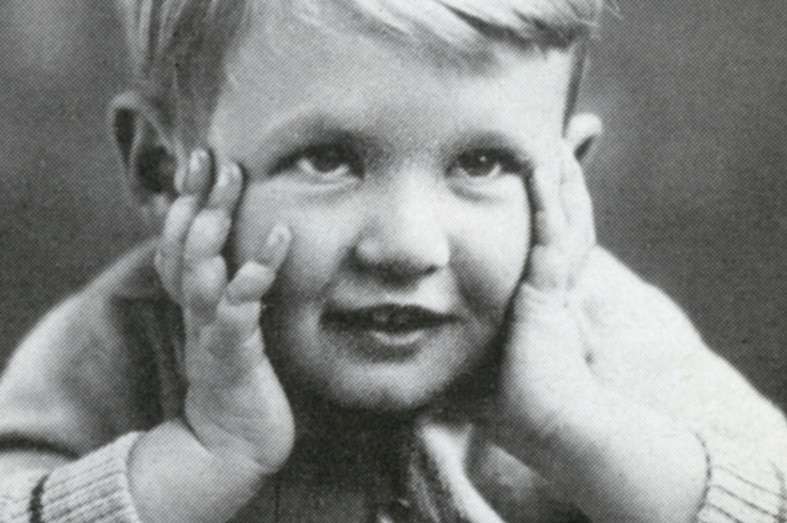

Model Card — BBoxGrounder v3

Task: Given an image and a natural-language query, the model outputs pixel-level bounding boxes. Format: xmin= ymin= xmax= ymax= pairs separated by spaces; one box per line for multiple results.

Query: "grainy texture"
xmin=0 ymin=0 xmax=785 ymax=415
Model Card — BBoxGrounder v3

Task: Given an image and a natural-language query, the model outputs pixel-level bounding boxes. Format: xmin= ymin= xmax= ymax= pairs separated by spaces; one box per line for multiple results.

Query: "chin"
xmin=265 ymin=318 xmax=500 ymax=416
xmin=320 ymin=357 xmax=495 ymax=415
xmin=281 ymin=361 xmax=460 ymax=414
xmin=327 ymin=379 xmax=446 ymax=413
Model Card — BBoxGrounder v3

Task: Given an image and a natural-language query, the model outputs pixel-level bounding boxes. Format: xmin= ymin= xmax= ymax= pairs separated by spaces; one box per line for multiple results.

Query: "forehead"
xmin=209 ymin=9 xmax=574 ymax=160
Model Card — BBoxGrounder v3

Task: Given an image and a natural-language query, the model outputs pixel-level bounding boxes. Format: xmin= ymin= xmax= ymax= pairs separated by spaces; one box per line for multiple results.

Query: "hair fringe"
xmin=115 ymin=0 xmax=602 ymax=143
xmin=118 ymin=0 xmax=602 ymax=73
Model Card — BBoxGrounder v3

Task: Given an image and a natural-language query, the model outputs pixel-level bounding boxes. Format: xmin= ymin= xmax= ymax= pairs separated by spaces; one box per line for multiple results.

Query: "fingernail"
xmin=207 ymin=163 xmax=242 ymax=209
xmin=258 ymin=224 xmax=290 ymax=268
xmin=185 ymin=149 xmax=210 ymax=194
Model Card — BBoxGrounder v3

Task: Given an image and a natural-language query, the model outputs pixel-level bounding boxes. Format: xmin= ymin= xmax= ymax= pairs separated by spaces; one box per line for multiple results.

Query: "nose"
xmin=353 ymin=176 xmax=451 ymax=282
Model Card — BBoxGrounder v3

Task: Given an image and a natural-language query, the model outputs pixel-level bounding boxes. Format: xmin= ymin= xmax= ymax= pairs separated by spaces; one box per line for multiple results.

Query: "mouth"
xmin=323 ymin=304 xmax=455 ymax=332
xmin=322 ymin=304 xmax=457 ymax=356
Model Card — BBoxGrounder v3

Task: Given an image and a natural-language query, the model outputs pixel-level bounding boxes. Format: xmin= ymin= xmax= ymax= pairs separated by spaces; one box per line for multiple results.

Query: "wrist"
xmin=492 ymin=358 xmax=606 ymax=469
xmin=128 ymin=420 xmax=272 ymax=523
xmin=536 ymin=391 xmax=706 ymax=522
xmin=500 ymin=379 xmax=609 ymax=472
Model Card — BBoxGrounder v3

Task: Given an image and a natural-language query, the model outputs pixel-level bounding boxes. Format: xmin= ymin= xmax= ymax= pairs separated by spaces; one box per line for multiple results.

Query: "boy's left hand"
xmin=422 ymin=149 xmax=708 ymax=522
xmin=490 ymin=147 xmax=599 ymax=457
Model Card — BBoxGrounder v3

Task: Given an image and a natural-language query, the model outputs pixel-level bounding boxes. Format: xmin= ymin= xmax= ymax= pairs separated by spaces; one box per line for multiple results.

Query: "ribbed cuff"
xmin=0 ymin=469 xmax=47 ymax=523
xmin=34 ymin=432 xmax=143 ymax=523
xmin=696 ymin=434 xmax=786 ymax=523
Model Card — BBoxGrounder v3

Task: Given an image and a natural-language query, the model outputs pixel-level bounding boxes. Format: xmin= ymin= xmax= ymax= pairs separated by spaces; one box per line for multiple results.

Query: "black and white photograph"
xmin=0 ymin=2 xmax=785 ymax=521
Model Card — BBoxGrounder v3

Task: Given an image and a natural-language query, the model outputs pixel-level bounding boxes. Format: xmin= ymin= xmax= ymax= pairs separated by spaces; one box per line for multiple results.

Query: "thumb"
xmin=506 ymin=282 xmax=580 ymax=372
xmin=496 ymin=282 xmax=593 ymax=454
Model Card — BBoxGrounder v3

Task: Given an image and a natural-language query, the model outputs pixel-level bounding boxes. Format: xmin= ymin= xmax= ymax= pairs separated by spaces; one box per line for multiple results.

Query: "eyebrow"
xmin=250 ymin=112 xmax=377 ymax=162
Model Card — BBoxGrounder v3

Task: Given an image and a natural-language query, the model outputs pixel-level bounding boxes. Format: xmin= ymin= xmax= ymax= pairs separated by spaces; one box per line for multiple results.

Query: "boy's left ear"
xmin=565 ymin=113 xmax=602 ymax=162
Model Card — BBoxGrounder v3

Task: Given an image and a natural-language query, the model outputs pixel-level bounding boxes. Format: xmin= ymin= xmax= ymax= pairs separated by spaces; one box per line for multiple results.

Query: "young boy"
xmin=0 ymin=1 xmax=785 ymax=521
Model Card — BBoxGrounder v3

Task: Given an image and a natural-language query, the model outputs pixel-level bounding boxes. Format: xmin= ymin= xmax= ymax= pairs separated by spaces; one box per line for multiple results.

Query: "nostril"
xmin=379 ymin=259 xmax=441 ymax=283
xmin=350 ymin=241 xmax=445 ymax=282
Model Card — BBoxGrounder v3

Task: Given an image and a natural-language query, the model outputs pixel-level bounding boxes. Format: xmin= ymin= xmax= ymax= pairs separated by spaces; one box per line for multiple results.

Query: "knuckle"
xmin=180 ymin=251 xmax=203 ymax=275
xmin=167 ymin=196 xmax=198 ymax=222
xmin=183 ymin=258 xmax=226 ymax=305
xmin=184 ymin=211 xmax=232 ymax=258
xmin=215 ymin=301 xmax=261 ymax=344
xmin=194 ymin=208 xmax=231 ymax=233
xmin=529 ymin=248 xmax=569 ymax=290
xmin=226 ymin=264 xmax=276 ymax=304
xmin=161 ymin=198 xmax=199 ymax=237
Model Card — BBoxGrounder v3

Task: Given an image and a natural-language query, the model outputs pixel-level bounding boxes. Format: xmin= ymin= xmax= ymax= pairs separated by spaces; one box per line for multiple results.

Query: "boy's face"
xmin=208 ymin=13 xmax=573 ymax=411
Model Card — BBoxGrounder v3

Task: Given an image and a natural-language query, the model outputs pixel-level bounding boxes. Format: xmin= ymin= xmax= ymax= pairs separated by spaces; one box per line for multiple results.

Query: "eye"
xmin=293 ymin=143 xmax=362 ymax=179
xmin=450 ymin=149 xmax=524 ymax=180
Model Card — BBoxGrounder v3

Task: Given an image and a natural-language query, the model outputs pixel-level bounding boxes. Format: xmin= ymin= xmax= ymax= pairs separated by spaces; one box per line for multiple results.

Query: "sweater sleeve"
xmin=0 ymin=433 xmax=143 ymax=523
xmin=695 ymin=433 xmax=786 ymax=523
xmin=576 ymin=249 xmax=787 ymax=523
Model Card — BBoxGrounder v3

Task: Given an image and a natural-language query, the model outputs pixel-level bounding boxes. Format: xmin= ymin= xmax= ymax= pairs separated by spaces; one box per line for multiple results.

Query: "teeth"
xmin=370 ymin=309 xmax=439 ymax=332
xmin=322 ymin=306 xmax=448 ymax=333
xmin=388 ymin=312 xmax=407 ymax=328
xmin=371 ymin=310 xmax=395 ymax=325
xmin=370 ymin=309 xmax=421 ymax=328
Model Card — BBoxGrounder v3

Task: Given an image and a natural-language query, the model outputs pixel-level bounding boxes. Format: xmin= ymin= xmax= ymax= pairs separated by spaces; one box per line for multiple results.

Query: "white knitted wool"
xmin=696 ymin=434 xmax=786 ymax=523
xmin=0 ymin=469 xmax=46 ymax=523
xmin=0 ymin=433 xmax=142 ymax=523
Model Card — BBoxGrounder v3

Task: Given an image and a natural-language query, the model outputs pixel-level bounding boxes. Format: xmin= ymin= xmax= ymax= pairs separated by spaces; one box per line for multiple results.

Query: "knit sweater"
xmin=0 ymin=242 xmax=785 ymax=522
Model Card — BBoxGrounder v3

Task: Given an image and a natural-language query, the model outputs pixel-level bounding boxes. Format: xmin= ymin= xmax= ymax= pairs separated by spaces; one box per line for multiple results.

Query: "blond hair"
xmin=117 ymin=0 xmax=603 ymax=144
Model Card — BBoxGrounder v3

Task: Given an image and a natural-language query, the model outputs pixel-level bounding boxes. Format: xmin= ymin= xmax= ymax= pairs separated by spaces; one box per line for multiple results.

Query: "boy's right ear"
xmin=110 ymin=92 xmax=186 ymax=223
xmin=565 ymin=113 xmax=602 ymax=164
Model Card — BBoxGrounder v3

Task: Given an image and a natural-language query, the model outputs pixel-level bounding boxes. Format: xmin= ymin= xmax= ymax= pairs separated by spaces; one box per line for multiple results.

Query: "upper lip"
xmin=322 ymin=304 xmax=457 ymax=332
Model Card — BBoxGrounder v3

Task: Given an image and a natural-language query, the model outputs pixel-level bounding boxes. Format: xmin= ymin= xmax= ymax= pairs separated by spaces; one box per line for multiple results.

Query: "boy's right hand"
xmin=155 ymin=149 xmax=294 ymax=473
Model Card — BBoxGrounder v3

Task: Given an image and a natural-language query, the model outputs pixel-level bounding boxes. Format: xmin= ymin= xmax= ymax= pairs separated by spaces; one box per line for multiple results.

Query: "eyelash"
xmin=277 ymin=144 xmax=526 ymax=181
xmin=273 ymin=143 xmax=363 ymax=180
xmin=449 ymin=149 xmax=527 ymax=180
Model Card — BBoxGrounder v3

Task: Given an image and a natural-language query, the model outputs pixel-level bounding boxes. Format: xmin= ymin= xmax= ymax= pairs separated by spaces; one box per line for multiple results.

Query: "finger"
xmin=559 ymin=148 xmax=596 ymax=286
xmin=528 ymin=164 xmax=567 ymax=250
xmin=179 ymin=159 xmax=242 ymax=326
xmin=175 ymin=148 xmax=214 ymax=197
xmin=183 ymin=255 xmax=228 ymax=327
xmin=205 ymin=225 xmax=291 ymax=361
xmin=205 ymin=161 xmax=243 ymax=211
xmin=155 ymin=149 xmax=213 ymax=299
xmin=560 ymin=147 xmax=595 ymax=250
xmin=182 ymin=162 xmax=242 ymax=276
xmin=189 ymin=303 xmax=264 ymax=384
xmin=180 ymin=169 xmax=244 ymax=325
xmin=526 ymin=165 xmax=569 ymax=292
xmin=188 ymin=226 xmax=290 ymax=391
xmin=225 ymin=225 xmax=290 ymax=305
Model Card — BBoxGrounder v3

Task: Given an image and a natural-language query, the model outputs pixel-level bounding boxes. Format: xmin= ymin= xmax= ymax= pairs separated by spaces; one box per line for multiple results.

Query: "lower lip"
xmin=367 ymin=328 xmax=429 ymax=347
xmin=325 ymin=322 xmax=450 ymax=361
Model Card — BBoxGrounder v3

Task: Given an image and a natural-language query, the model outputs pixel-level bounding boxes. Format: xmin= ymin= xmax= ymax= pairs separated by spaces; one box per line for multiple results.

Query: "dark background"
xmin=1 ymin=2 xmax=785 ymax=409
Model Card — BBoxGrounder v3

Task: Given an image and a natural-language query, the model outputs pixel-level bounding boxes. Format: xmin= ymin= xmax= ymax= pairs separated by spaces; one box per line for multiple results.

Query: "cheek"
xmin=231 ymin=182 xmax=357 ymax=299
xmin=231 ymin=186 xmax=283 ymax=266
xmin=452 ymin=186 xmax=530 ymax=318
